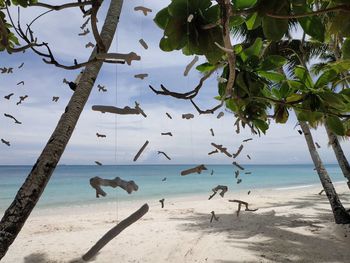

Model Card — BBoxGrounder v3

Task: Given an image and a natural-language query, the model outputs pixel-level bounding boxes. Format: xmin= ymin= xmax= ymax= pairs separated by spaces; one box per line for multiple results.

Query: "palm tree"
xmin=0 ymin=0 xmax=124 ymax=259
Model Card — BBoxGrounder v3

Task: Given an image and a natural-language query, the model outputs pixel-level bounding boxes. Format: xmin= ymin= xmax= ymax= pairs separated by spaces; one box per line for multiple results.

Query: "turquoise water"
xmin=0 ymin=164 xmax=346 ymax=211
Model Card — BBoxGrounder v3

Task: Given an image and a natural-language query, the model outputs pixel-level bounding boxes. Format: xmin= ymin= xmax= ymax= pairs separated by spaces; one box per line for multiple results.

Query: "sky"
xmin=0 ymin=0 xmax=349 ymax=165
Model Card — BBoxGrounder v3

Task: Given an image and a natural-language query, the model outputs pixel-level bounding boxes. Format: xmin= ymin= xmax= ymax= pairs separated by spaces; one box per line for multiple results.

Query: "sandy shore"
xmin=2 ymin=183 xmax=350 ymax=263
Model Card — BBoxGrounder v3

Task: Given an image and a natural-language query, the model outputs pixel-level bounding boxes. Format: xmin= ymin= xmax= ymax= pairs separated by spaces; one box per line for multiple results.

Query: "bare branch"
xmin=29 ymin=1 xmax=93 ymax=11
xmin=159 ymin=198 xmax=165 ymax=208
xmin=89 ymin=176 xmax=138 ymax=198
xmin=158 ymin=151 xmax=171 ymax=160
xmin=133 ymin=140 xmax=149 ymax=162
xmin=90 ymin=0 xmax=106 ymax=52
xmin=190 ymin=99 xmax=223 ymax=114
xmin=229 ymin=199 xmax=258 ymax=216
xmin=1 ymin=139 xmax=10 ymax=147
xmin=4 ymin=113 xmax=21 ymax=124
xmin=210 ymin=211 xmax=219 ymax=223
xmin=232 ymin=144 xmax=244 ymax=158
xmin=211 ymin=143 xmax=232 ymax=157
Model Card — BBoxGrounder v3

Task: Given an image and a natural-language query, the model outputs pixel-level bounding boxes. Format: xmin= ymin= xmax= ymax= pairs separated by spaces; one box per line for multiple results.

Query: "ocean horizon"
xmin=0 ymin=164 xmax=346 ymax=211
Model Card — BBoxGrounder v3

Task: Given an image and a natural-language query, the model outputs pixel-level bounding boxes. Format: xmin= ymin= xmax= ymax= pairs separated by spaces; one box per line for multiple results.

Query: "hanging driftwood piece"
xmin=184 ymin=56 xmax=199 ymax=76
xmin=315 ymin=142 xmax=321 ymax=149
xmin=243 ymin=138 xmax=253 ymax=142
xmin=0 ymin=67 xmax=13 ymax=73
xmin=16 ymin=81 xmax=24 ymax=85
xmin=211 ymin=169 xmax=214 ymax=175
xmin=182 ymin=113 xmax=194 ymax=119
xmin=318 ymin=189 xmax=325 ymax=195
xmin=82 ymin=203 xmax=149 ymax=261
xmin=217 ymin=111 xmax=224 ymax=119
xmin=210 ymin=128 xmax=214 ymax=136
xmin=16 ymin=95 xmax=28 ymax=105
xmin=78 ymin=28 xmax=90 ymax=36
xmin=158 ymin=151 xmax=171 ymax=160
xmin=1 ymin=139 xmax=10 ymax=146
xmin=208 ymin=185 xmax=228 ymax=200
xmin=162 ymin=177 xmax=166 ymax=182
xmin=229 ymin=199 xmax=258 ymax=216
xmin=89 ymin=176 xmax=138 ymax=197
xmin=211 ymin=143 xmax=232 ymax=157
xmin=134 ymin=73 xmax=148 ymax=80
xmin=187 ymin=14 xmax=194 ymax=23
xmin=4 ymin=113 xmax=21 ymax=124
xmin=232 ymin=161 xmax=244 ymax=170
xmin=63 ymin=71 xmax=84 ymax=91
xmin=4 ymin=93 xmax=14 ymax=100
xmin=80 ymin=17 xmax=90 ymax=30
xmin=234 ymin=119 xmax=240 ymax=134
xmin=96 ymin=52 xmax=141 ymax=65
xmin=181 ymin=164 xmax=207 ymax=176
xmin=96 ymin=133 xmax=106 ymax=138
xmin=245 ymin=172 xmax=252 ymax=175
xmin=208 ymin=149 xmax=218 ymax=155
xmin=92 ymin=102 xmax=146 ymax=117
xmin=139 ymin=39 xmax=148 ymax=49
xmin=247 ymin=155 xmax=251 ymax=160
xmin=210 ymin=211 xmax=219 ymax=223
xmin=133 ymin=140 xmax=149 ymax=162
xmin=247 ymin=190 xmax=251 ymax=195
xmin=97 ymin=84 xmax=107 ymax=92
xmin=52 ymin=96 xmax=59 ymax=102
xmin=161 ymin=132 xmax=173 ymax=136
xmin=232 ymin=144 xmax=244 ymax=158
xmin=297 ymin=129 xmax=303 ymax=135
xmin=237 ymin=178 xmax=242 ymax=184
xmin=134 ymin=6 xmax=152 ymax=16
xmin=159 ymin=198 xmax=165 ymax=208
xmin=95 ymin=161 xmax=102 ymax=166
xmin=234 ymin=170 xmax=239 ymax=178
xmin=85 ymin=42 xmax=95 ymax=48
xmin=166 ymin=112 xmax=172 ymax=119
xmin=18 ymin=63 xmax=24 ymax=69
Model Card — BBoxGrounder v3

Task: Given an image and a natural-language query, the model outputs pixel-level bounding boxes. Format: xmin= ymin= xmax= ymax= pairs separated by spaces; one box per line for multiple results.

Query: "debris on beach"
xmin=82 ymin=204 xmax=149 ymax=261
xmin=181 ymin=164 xmax=207 ymax=176
xmin=4 ymin=113 xmax=22 ymax=124
xmin=229 ymin=199 xmax=258 ymax=216
xmin=133 ymin=140 xmax=149 ymax=162
xmin=211 ymin=143 xmax=232 ymax=157
xmin=158 ymin=151 xmax=171 ymax=160
xmin=210 ymin=211 xmax=219 ymax=223
xmin=159 ymin=198 xmax=165 ymax=208
xmin=89 ymin=176 xmax=138 ymax=197
xmin=184 ymin=55 xmax=199 ymax=76
xmin=208 ymin=185 xmax=228 ymax=200
xmin=134 ymin=6 xmax=152 ymax=16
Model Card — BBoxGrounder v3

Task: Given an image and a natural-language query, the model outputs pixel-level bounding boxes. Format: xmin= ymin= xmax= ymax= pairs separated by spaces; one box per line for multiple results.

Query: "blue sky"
xmin=0 ymin=0 xmax=349 ymax=165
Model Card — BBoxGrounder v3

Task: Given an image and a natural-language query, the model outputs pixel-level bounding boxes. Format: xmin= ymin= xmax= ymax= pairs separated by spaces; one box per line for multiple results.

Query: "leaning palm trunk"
xmin=300 ymin=121 xmax=350 ymax=224
xmin=0 ymin=0 xmax=124 ymax=259
xmin=325 ymin=123 xmax=350 ymax=189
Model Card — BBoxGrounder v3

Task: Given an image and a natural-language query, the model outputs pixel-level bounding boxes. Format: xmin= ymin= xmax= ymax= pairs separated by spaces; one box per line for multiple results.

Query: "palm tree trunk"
xmin=299 ymin=121 xmax=350 ymax=224
xmin=325 ymin=123 xmax=350 ymax=189
xmin=0 ymin=0 xmax=124 ymax=259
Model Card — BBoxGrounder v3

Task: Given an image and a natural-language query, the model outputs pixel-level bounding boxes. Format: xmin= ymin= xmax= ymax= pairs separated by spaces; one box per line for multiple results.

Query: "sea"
xmin=0 ymin=164 xmax=346 ymax=211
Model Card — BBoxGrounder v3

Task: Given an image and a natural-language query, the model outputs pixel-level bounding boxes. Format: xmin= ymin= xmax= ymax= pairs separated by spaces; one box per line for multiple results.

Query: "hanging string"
xmin=114 ymin=16 xmax=119 ymax=224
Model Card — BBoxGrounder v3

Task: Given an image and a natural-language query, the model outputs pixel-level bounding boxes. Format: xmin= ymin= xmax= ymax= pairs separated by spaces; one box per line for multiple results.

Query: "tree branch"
xmin=29 ymin=1 xmax=93 ymax=11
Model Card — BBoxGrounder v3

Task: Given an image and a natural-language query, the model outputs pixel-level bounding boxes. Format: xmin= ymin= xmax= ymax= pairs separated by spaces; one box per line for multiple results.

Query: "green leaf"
xmin=298 ymin=16 xmax=325 ymax=42
xmin=233 ymin=0 xmax=257 ymax=9
xmin=230 ymin=16 xmax=245 ymax=27
xmin=326 ymin=116 xmax=345 ymax=136
xmin=257 ymin=71 xmax=285 ymax=82
xmin=314 ymin=69 xmax=337 ymax=88
xmin=154 ymin=7 xmax=170 ymax=29
xmin=196 ymin=62 xmax=216 ymax=72
xmin=294 ymin=66 xmax=313 ymax=89
xmin=253 ymin=119 xmax=269 ymax=134
xmin=245 ymin=12 xmax=262 ymax=30
xmin=279 ymin=82 xmax=290 ymax=98
xmin=260 ymin=55 xmax=287 ymax=71
xmin=342 ymin=38 xmax=350 ymax=60
xmin=274 ymin=105 xmax=289 ymax=123
xmin=262 ymin=16 xmax=288 ymax=41
xmin=286 ymin=94 xmax=303 ymax=103
xmin=240 ymin=38 xmax=262 ymax=62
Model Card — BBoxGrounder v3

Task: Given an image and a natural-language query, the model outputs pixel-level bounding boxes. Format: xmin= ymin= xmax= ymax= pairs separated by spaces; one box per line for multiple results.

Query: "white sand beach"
xmin=2 ymin=183 xmax=350 ymax=263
